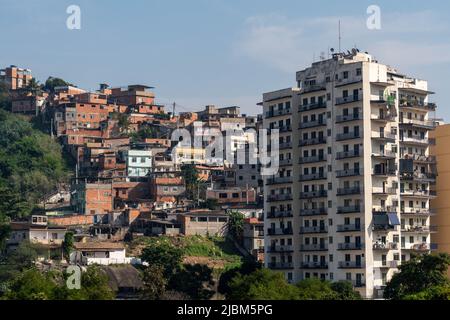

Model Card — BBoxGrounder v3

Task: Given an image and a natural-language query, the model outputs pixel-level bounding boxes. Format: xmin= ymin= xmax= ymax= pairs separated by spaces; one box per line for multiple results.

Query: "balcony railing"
xmin=299 ymin=137 xmax=327 ymax=147
xmin=371 ymin=132 xmax=397 ymax=141
xmin=279 ymin=158 xmax=293 ymax=166
xmin=299 ymin=172 xmax=327 ymax=181
xmin=266 ymin=176 xmax=293 ymax=185
xmin=299 ymin=155 xmax=326 ymax=164
xmin=299 ymin=119 xmax=326 ymax=129
xmin=401 ymin=243 xmax=431 ymax=251
xmin=400 ymin=190 xmax=437 ymax=198
xmin=372 ymin=150 xmax=396 ymax=159
xmin=399 ymin=99 xmax=437 ymax=111
xmin=338 ymin=243 xmax=365 ymax=250
xmin=299 ymin=208 xmax=328 ymax=216
xmin=301 ymin=262 xmax=328 ymax=269
xmin=337 ymin=187 xmax=362 ymax=196
xmin=400 ymin=172 xmax=437 ymax=182
xmin=336 ymin=95 xmax=363 ymax=105
xmin=279 ymin=142 xmax=293 ymax=149
xmin=338 ymin=261 xmax=365 ymax=269
xmin=337 ymin=224 xmax=364 ymax=232
xmin=266 ymin=108 xmax=292 ymax=118
xmin=401 ymin=154 xmax=436 ymax=164
xmin=299 ymin=101 xmax=327 ymax=112
xmin=267 ymin=228 xmax=293 ymax=236
xmin=337 ymin=205 xmax=363 ymax=214
xmin=300 ymin=244 xmax=328 ymax=251
xmin=371 ymin=114 xmax=396 ymax=122
xmin=336 ymin=168 xmax=361 ymax=178
xmin=372 ymin=187 xmax=397 ymax=195
xmin=267 ymin=194 xmax=293 ymax=202
xmin=378 ymin=261 xmax=399 ymax=269
xmin=300 ymin=190 xmax=327 ymax=199
xmin=336 ymin=132 xmax=362 ymax=141
xmin=268 ymin=262 xmax=294 ymax=270
xmin=401 ymin=225 xmax=438 ymax=233
xmin=373 ymin=242 xmax=399 ymax=250
xmin=267 ymin=245 xmax=294 ymax=253
xmin=336 ymin=113 xmax=363 ymax=123
xmin=267 ymin=211 xmax=293 ymax=219
xmin=400 ymin=118 xmax=436 ymax=129
xmin=401 ymin=136 xmax=434 ymax=145
xmin=300 ymin=226 xmax=328 ymax=234
xmin=336 ymin=150 xmax=362 ymax=160
xmin=401 ymin=208 xmax=436 ymax=216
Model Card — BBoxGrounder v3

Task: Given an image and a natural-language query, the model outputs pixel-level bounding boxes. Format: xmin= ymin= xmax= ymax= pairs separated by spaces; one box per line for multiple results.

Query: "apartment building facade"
xmin=0 ymin=65 xmax=32 ymax=90
xmin=263 ymin=51 xmax=437 ymax=299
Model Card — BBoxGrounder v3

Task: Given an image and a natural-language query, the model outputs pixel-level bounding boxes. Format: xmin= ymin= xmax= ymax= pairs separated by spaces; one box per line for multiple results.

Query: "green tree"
xmin=24 ymin=78 xmax=43 ymax=96
xmin=62 ymin=232 xmax=74 ymax=261
xmin=141 ymin=240 xmax=184 ymax=279
xmin=227 ymin=268 xmax=299 ymax=300
xmin=296 ymin=278 xmax=337 ymax=300
xmin=79 ymin=266 xmax=115 ymax=300
xmin=0 ymin=223 xmax=10 ymax=253
xmin=330 ymin=281 xmax=362 ymax=300
xmin=43 ymin=77 xmax=71 ymax=93
xmin=141 ymin=265 xmax=167 ymax=300
xmin=384 ymin=253 xmax=450 ymax=300
xmin=170 ymin=264 xmax=215 ymax=300
xmin=3 ymin=268 xmax=56 ymax=300
xmin=181 ymin=164 xmax=201 ymax=203
xmin=0 ymin=82 xmax=11 ymax=111
xmin=226 ymin=210 xmax=245 ymax=242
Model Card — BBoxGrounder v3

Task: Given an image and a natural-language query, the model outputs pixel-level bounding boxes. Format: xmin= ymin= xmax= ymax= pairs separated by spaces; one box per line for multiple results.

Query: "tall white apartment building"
xmin=262 ymin=51 xmax=437 ymax=299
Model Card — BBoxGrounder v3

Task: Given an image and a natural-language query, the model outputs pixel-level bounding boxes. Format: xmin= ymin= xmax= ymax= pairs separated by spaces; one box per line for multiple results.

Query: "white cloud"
xmin=234 ymin=10 xmax=450 ymax=73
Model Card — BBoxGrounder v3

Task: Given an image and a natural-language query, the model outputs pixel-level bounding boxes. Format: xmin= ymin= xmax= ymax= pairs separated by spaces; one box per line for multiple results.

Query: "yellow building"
xmin=430 ymin=124 xmax=450 ymax=255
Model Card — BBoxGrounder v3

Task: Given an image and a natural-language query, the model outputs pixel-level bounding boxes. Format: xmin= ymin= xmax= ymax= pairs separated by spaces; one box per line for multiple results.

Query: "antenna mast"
xmin=338 ymin=20 xmax=341 ymax=53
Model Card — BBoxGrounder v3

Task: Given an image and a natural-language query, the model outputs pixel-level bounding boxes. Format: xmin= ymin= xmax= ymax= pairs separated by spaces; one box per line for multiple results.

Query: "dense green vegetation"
xmin=43 ymin=77 xmax=72 ymax=93
xmin=0 ymin=109 xmax=70 ymax=220
xmin=227 ymin=269 xmax=362 ymax=300
xmin=384 ymin=253 xmax=450 ymax=300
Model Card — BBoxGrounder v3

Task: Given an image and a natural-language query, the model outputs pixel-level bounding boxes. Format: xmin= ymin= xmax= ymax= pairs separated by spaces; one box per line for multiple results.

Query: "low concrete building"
xmin=243 ymin=217 xmax=264 ymax=262
xmin=70 ymin=242 xmax=138 ymax=266
xmin=177 ymin=210 xmax=229 ymax=236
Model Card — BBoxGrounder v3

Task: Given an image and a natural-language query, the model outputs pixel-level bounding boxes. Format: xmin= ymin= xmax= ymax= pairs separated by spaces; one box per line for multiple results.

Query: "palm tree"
xmin=24 ymin=78 xmax=43 ymax=96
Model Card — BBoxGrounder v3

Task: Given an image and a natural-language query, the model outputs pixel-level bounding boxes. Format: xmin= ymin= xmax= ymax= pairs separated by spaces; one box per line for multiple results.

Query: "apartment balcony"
xmin=279 ymin=142 xmax=293 ymax=150
xmin=372 ymin=187 xmax=397 ymax=195
xmin=337 ymin=224 xmax=364 ymax=232
xmin=338 ymin=242 xmax=365 ymax=250
xmin=401 ymin=225 xmax=438 ymax=233
xmin=300 ymin=226 xmax=328 ymax=234
xmin=300 ymin=244 xmax=328 ymax=252
xmin=267 ymin=194 xmax=293 ymax=202
xmin=299 ymin=101 xmax=327 ymax=112
xmin=373 ymin=242 xmax=399 ymax=250
xmin=301 ymin=84 xmax=327 ymax=94
xmin=373 ymin=168 xmax=397 ymax=177
xmin=267 ymin=210 xmax=293 ymax=219
xmin=351 ymin=280 xmax=366 ymax=288
xmin=372 ymin=150 xmax=397 ymax=159
xmin=338 ymin=261 xmax=365 ymax=269
xmin=335 ymin=95 xmax=363 ymax=105
xmin=301 ymin=262 xmax=328 ymax=269
xmin=267 ymin=245 xmax=294 ymax=253
xmin=337 ymin=205 xmax=363 ymax=214
xmin=279 ymin=158 xmax=293 ymax=167
xmin=371 ymin=132 xmax=397 ymax=142
xmin=266 ymin=176 xmax=293 ymax=185
xmin=337 ymin=187 xmax=362 ymax=196
xmin=400 ymin=118 xmax=436 ymax=129
xmin=377 ymin=261 xmax=399 ymax=269
xmin=299 ymin=155 xmax=326 ymax=164
xmin=400 ymin=190 xmax=437 ymax=199
xmin=300 ymin=190 xmax=327 ymax=199
xmin=267 ymin=227 xmax=294 ymax=236
xmin=299 ymin=172 xmax=327 ymax=182
xmin=336 ymin=150 xmax=362 ymax=160
xmin=299 ymin=137 xmax=327 ymax=147
xmin=335 ymin=113 xmax=363 ymax=123
xmin=399 ymin=99 xmax=437 ymax=111
xmin=336 ymin=132 xmax=362 ymax=141
xmin=371 ymin=114 xmax=396 ymax=122
xmin=299 ymin=208 xmax=328 ymax=217
xmin=400 ymin=136 xmax=434 ymax=146
xmin=336 ymin=168 xmax=362 ymax=178
xmin=401 ymin=243 xmax=432 ymax=252
xmin=401 ymin=154 xmax=436 ymax=164
xmin=401 ymin=208 xmax=436 ymax=216
xmin=400 ymin=172 xmax=437 ymax=183
xmin=268 ymin=262 xmax=294 ymax=270
xmin=372 ymin=207 xmax=397 ymax=214
xmin=299 ymin=119 xmax=327 ymax=129
xmin=265 ymin=108 xmax=292 ymax=118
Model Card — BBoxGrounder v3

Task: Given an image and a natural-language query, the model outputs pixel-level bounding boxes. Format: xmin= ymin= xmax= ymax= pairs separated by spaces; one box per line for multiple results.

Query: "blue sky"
xmin=1 ymin=0 xmax=450 ymax=119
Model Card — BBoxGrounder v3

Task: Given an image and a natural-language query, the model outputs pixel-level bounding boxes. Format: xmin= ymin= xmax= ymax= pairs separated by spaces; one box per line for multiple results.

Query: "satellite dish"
xmin=330 ymin=48 xmax=335 ymax=53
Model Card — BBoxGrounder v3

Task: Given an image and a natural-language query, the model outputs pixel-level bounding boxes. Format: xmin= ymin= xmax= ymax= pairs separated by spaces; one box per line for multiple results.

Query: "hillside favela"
xmin=1 ymin=2 xmax=450 ymax=305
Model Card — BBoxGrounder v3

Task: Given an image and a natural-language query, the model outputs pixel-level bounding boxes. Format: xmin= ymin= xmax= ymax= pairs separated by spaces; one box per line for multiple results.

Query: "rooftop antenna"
xmin=338 ymin=20 xmax=341 ymax=53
